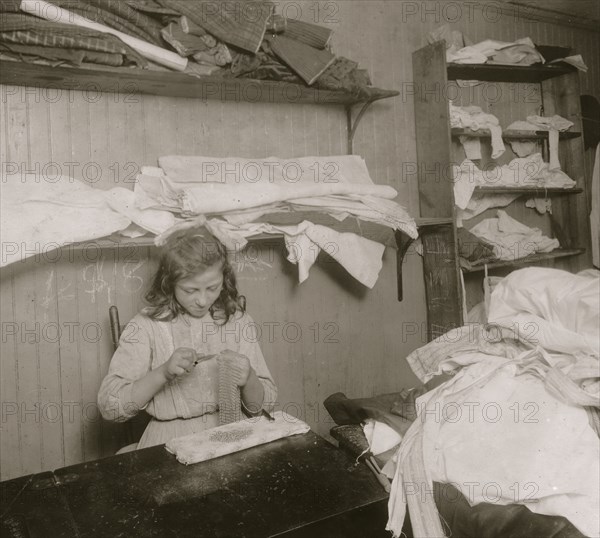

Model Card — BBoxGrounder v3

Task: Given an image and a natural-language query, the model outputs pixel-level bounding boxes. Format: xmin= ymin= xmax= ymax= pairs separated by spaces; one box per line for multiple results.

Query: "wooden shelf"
xmin=473 ymin=186 xmax=582 ymax=195
xmin=460 ymin=248 xmax=586 ymax=272
xmin=451 ymin=128 xmax=581 ymax=140
xmin=0 ymin=60 xmax=398 ymax=106
xmin=66 ymin=211 xmax=403 ymax=252
xmin=447 ymin=62 xmax=576 ymax=83
xmin=415 ymin=217 xmax=454 ymax=227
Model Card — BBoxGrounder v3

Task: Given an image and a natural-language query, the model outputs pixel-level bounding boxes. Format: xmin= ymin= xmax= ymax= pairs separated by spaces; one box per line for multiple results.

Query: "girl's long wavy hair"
xmin=143 ymin=227 xmax=245 ymax=324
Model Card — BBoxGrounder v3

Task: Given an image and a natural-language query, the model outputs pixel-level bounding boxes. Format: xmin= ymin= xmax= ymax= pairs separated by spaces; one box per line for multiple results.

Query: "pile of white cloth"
xmin=133 ymin=154 xmax=417 ymax=287
xmin=447 ymin=37 xmax=545 ymax=66
xmin=468 ymin=209 xmax=559 ymax=261
xmin=1 ymin=174 xmax=137 ymax=267
xmin=453 ymin=153 xmax=576 ymax=212
xmin=506 ymin=115 xmax=574 ymax=170
xmin=1 ymin=154 xmax=416 ymax=289
xmin=137 ymin=154 xmax=415 ymax=236
xmin=386 ymin=267 xmax=600 ymax=538
xmin=450 ymin=103 xmax=505 ymax=159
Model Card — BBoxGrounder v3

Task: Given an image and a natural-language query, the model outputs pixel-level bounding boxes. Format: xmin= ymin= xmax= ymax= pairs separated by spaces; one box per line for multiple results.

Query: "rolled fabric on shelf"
xmin=20 ymin=0 xmax=188 ymax=71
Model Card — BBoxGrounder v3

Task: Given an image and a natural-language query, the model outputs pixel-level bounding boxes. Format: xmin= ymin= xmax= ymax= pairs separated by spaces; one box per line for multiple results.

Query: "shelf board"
xmin=451 ymin=128 xmax=581 ymax=140
xmin=460 ymin=248 xmax=585 ymax=272
xmin=473 ymin=186 xmax=583 ymax=195
xmin=447 ymin=62 xmax=576 ymax=83
xmin=65 ymin=212 xmax=401 ymax=252
xmin=415 ymin=217 xmax=454 ymax=227
xmin=0 ymin=60 xmax=399 ymax=106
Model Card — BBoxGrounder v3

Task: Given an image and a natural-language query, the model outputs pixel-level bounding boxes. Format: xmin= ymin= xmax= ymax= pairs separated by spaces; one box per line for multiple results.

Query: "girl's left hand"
xmin=219 ymin=349 xmax=253 ymax=387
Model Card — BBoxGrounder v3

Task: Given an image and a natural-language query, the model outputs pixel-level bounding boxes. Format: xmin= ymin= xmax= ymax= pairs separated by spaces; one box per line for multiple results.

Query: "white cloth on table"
xmin=468 ymin=209 xmax=559 ymax=261
xmin=418 ymin=355 xmax=599 ymax=538
xmin=166 ymin=411 xmax=310 ymax=465
xmin=488 ymin=267 xmax=600 ymax=361
xmin=363 ymin=419 xmax=403 ymax=456
xmin=388 ymin=267 xmax=600 ymax=538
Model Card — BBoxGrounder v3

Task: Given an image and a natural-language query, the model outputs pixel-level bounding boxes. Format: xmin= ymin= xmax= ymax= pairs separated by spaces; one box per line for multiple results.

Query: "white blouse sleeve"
xmin=97 ymin=315 xmax=153 ymax=422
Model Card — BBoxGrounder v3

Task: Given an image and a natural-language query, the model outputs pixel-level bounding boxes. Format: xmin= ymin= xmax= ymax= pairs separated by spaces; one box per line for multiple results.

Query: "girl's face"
xmin=174 ymin=263 xmax=224 ymax=318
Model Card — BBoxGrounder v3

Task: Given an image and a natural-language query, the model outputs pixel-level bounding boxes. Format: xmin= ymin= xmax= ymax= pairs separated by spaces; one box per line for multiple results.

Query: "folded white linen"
xmin=468 ymin=210 xmax=559 ymax=261
xmin=104 ymin=188 xmax=176 ymax=235
xmin=159 ymin=175 xmax=398 ymax=215
xmin=1 ymin=174 xmax=130 ymax=267
xmin=158 ymin=154 xmax=375 ymax=185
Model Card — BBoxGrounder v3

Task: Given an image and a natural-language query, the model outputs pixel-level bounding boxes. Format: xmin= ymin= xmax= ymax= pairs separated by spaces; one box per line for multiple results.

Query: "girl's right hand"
xmin=161 ymin=347 xmax=197 ymax=381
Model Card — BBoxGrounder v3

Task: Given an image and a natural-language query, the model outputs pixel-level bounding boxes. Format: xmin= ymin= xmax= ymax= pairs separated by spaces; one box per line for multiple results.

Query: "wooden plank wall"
xmin=1 ymin=1 xmax=599 ymax=480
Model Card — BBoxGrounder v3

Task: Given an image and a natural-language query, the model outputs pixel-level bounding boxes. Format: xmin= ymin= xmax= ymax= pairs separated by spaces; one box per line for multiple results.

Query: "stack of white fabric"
xmin=386 ymin=267 xmax=600 ymax=538
xmin=1 ymin=155 xmax=416 ymax=289
xmin=0 ymin=171 xmax=187 ymax=267
xmin=453 ymin=153 xmax=576 ymax=212
xmin=467 ymin=209 xmax=559 ymax=261
xmin=134 ymin=154 xmax=417 ymax=288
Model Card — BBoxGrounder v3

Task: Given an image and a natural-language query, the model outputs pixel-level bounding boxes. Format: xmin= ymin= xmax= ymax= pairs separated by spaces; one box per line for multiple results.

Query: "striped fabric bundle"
xmin=50 ymin=0 xmax=165 ymax=46
xmin=157 ymin=0 xmax=273 ymax=53
xmin=0 ymin=13 xmax=147 ymax=66
xmin=265 ymin=33 xmax=335 ymax=85
xmin=0 ymin=41 xmax=126 ymax=66
xmin=283 ymin=18 xmax=333 ymax=49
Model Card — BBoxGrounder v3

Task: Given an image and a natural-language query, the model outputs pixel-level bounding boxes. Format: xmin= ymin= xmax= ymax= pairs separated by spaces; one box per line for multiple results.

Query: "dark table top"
xmin=1 ymin=431 xmax=389 ymax=538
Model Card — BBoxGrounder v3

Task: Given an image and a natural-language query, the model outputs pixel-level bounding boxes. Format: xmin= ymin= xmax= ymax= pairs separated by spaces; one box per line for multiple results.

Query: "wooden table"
xmin=1 ymin=431 xmax=390 ymax=538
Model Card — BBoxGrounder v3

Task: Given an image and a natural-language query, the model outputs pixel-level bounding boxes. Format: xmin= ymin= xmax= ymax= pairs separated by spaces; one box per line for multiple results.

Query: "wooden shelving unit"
xmin=447 ymin=61 xmax=576 ymax=83
xmin=412 ymin=41 xmax=592 ymax=341
xmin=451 ymin=127 xmax=581 ymax=140
xmin=460 ymin=248 xmax=586 ymax=272
xmin=1 ymin=58 xmax=409 ymax=292
xmin=473 ymin=186 xmax=583 ymax=195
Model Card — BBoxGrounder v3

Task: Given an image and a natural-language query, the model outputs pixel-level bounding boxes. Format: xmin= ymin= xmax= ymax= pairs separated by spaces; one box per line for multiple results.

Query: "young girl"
xmin=98 ymin=226 xmax=277 ymax=449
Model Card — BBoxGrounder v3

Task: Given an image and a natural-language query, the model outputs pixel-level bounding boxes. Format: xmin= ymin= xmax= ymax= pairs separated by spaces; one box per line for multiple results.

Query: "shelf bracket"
xmin=346 ymin=100 xmax=375 ymax=154
xmin=395 ymin=230 xmax=416 ymax=302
